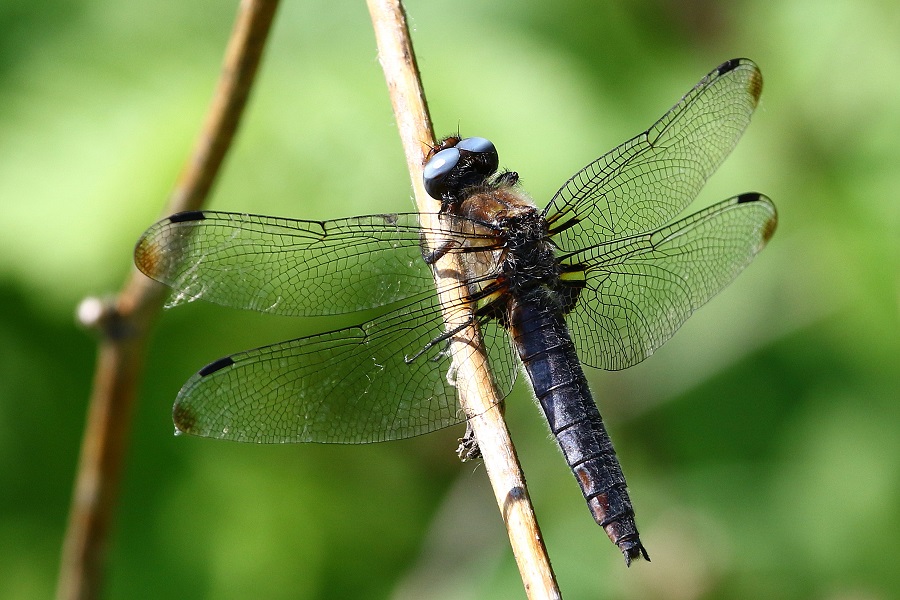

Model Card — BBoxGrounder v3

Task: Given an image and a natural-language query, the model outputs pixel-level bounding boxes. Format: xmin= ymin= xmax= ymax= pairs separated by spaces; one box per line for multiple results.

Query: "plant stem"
xmin=56 ymin=2 xmax=280 ymax=598
xmin=366 ymin=1 xmax=560 ymax=597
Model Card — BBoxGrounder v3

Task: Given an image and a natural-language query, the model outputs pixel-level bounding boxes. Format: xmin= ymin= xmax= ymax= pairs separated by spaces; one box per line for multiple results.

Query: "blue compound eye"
xmin=457 ymin=136 xmax=499 ymax=176
xmin=456 ymin=137 xmax=495 ymax=155
xmin=423 ymin=147 xmax=460 ymax=200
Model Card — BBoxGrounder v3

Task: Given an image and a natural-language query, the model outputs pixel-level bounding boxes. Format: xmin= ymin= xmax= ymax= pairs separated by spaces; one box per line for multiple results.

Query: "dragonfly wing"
xmin=135 ymin=210 xmax=488 ymax=316
xmin=173 ymin=285 xmax=519 ymax=443
xmin=562 ymin=193 xmax=777 ymax=370
xmin=544 ymin=59 xmax=763 ymax=253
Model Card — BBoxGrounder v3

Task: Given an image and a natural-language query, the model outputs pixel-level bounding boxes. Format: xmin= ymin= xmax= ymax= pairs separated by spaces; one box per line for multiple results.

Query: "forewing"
xmin=544 ymin=59 xmax=763 ymax=253
xmin=135 ymin=210 xmax=492 ymax=316
xmin=562 ymin=194 xmax=777 ymax=371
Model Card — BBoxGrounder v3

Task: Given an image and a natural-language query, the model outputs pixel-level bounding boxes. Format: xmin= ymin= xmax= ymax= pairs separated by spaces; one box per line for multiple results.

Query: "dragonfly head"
xmin=424 ymin=136 xmax=499 ymax=210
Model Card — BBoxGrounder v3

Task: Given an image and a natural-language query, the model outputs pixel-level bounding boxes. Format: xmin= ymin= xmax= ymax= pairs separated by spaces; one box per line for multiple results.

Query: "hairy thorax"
xmin=455 ymin=184 xmax=564 ymax=316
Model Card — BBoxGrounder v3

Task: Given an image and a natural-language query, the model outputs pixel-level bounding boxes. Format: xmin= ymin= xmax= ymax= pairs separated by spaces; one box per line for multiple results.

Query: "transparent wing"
xmin=172 ymin=284 xmax=519 ymax=444
xmin=135 ymin=210 xmax=496 ymax=316
xmin=561 ymin=193 xmax=777 ymax=371
xmin=544 ymin=58 xmax=763 ymax=253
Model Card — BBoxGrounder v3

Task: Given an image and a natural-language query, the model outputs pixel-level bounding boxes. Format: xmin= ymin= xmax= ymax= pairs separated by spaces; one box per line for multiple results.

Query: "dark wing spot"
xmin=717 ymin=57 xmax=742 ymax=75
xmin=198 ymin=356 xmax=235 ymax=377
xmin=169 ymin=210 xmax=206 ymax=223
xmin=716 ymin=58 xmax=762 ymax=105
xmin=762 ymin=211 xmax=778 ymax=243
xmin=173 ymin=402 xmax=197 ymax=434
xmin=735 ymin=193 xmax=778 ymax=244
xmin=746 ymin=66 xmax=763 ymax=105
xmin=134 ymin=235 xmax=162 ymax=278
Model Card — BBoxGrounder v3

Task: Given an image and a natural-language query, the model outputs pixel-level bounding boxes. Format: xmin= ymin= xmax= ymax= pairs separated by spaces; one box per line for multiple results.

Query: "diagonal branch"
xmin=365 ymin=1 xmax=560 ymax=597
xmin=57 ymin=2 xmax=280 ymax=599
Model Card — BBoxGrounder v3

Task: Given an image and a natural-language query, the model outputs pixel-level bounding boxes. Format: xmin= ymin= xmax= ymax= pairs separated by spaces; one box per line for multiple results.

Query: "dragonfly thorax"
xmin=498 ymin=210 xmax=561 ymax=298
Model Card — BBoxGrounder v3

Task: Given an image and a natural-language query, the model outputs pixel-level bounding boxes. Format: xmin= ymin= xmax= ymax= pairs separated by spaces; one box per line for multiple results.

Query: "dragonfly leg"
xmin=455 ymin=395 xmax=507 ymax=461
xmin=421 ymin=236 xmax=460 ymax=265
xmin=404 ymin=317 xmax=473 ymax=364
xmin=456 ymin=420 xmax=481 ymax=460
xmin=494 ymin=170 xmax=519 ymax=187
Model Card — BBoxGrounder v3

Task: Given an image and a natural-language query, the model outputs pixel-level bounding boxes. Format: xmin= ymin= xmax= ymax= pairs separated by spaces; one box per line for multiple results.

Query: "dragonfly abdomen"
xmin=509 ymin=299 xmax=650 ymax=566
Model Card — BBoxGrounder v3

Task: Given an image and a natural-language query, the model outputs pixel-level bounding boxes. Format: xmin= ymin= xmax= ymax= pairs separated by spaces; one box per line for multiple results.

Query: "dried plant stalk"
xmin=57 ymin=2 xmax=280 ymax=599
xmin=366 ymin=1 xmax=560 ymax=597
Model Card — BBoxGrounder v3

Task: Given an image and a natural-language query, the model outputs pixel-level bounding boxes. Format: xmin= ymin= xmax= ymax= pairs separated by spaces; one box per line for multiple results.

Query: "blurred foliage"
xmin=1 ymin=0 xmax=898 ymax=598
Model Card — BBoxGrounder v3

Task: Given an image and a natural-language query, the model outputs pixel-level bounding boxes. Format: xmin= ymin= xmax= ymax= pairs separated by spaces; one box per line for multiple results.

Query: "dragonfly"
xmin=135 ymin=58 xmax=776 ymax=565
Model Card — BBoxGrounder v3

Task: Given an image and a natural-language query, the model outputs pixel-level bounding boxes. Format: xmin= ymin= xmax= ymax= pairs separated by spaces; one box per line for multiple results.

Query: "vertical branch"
xmin=57 ymin=2 xmax=280 ymax=599
xmin=366 ymin=1 xmax=560 ymax=598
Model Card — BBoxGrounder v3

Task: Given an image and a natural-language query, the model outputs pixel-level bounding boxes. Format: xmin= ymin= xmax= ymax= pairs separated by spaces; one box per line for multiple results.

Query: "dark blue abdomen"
xmin=509 ymin=297 xmax=649 ymax=565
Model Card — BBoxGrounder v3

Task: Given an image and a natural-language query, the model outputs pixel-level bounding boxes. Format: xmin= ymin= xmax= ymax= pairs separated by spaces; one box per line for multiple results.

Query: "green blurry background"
xmin=1 ymin=0 xmax=898 ymax=598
